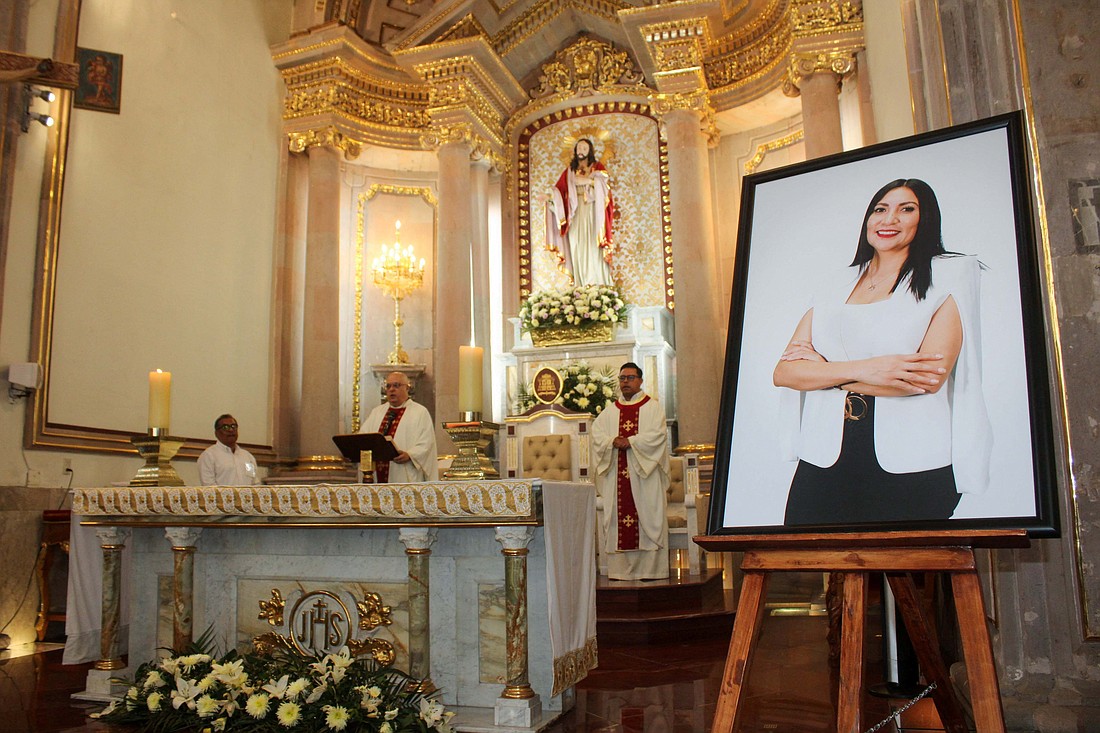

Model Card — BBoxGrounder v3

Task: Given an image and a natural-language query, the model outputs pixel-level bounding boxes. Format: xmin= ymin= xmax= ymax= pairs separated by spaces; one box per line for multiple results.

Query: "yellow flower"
xmin=146 ymin=691 xmax=163 ymax=711
xmin=324 ymin=704 xmax=351 ymax=730
xmin=245 ymin=692 xmax=270 ymax=718
xmin=196 ymin=694 xmax=220 ymax=718
xmin=277 ymin=701 xmax=302 ymax=727
xmin=286 ymin=676 xmax=310 ymax=701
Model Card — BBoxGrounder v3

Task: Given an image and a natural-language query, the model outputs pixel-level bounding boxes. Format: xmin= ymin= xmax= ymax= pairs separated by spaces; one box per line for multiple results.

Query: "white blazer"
xmin=786 ymin=255 xmax=992 ymax=494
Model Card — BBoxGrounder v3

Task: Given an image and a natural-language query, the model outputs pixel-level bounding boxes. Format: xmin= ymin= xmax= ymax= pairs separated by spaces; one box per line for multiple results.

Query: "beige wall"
xmin=1 ymin=0 xmax=292 ymax=490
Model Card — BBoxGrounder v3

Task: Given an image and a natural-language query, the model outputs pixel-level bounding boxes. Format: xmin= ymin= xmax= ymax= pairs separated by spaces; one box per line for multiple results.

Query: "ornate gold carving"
xmin=252 ymin=589 xmax=397 ymax=665
xmin=744 ymin=129 xmax=805 ymax=174
xmin=789 ymin=0 xmax=863 ymax=37
xmin=288 ymin=126 xmax=363 ymax=159
xmin=495 ymin=0 xmax=626 ymax=57
xmin=705 ymin=23 xmax=791 ymax=90
xmin=259 ymin=588 xmax=286 ymax=627
xmin=356 ymin=592 xmax=394 ymax=631
xmin=529 ymin=36 xmax=646 ymax=101
xmin=650 ymin=90 xmax=720 ymax=147
xmin=347 ymin=637 xmax=397 ymax=665
xmin=784 ymin=50 xmax=857 ymax=96
xmin=279 ymin=57 xmax=430 ymax=150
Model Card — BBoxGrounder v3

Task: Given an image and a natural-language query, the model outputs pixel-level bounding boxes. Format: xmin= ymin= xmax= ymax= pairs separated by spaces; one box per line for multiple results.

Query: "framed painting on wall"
xmin=707 ymin=111 xmax=1061 ymax=537
xmin=74 ymin=47 xmax=122 ymax=113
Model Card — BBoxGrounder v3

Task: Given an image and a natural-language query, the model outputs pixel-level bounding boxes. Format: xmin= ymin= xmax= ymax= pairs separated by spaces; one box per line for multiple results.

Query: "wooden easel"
xmin=695 ymin=530 xmax=1030 ymax=733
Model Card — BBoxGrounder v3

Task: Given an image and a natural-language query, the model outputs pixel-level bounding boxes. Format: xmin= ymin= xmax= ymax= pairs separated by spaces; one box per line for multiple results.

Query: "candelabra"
xmin=372 ymin=221 xmax=425 ymax=364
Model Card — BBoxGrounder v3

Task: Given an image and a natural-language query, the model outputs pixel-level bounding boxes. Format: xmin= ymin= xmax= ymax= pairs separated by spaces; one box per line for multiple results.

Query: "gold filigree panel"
xmin=518 ymin=108 xmax=671 ymax=309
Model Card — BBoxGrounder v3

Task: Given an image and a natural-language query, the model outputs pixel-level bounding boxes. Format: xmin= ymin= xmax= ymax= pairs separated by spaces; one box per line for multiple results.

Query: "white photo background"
xmin=722 ymin=125 xmax=1036 ymax=529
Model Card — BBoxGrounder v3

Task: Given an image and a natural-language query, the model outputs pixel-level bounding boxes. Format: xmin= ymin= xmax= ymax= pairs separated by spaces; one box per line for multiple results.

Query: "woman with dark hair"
xmin=774 ymin=178 xmax=991 ymax=525
xmin=545 ymin=138 xmax=615 ymax=286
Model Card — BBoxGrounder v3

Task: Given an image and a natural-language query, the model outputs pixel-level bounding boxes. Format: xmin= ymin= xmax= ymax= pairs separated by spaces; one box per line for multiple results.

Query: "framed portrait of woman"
xmin=708 ymin=111 xmax=1061 ymax=537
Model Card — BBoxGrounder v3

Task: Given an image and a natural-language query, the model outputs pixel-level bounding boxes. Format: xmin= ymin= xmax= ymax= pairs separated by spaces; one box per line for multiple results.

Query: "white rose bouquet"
xmin=519 ymin=284 xmax=627 ymax=334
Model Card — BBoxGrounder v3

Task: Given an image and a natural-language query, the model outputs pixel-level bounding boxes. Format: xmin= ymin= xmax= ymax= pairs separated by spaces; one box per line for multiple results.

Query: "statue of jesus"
xmin=544 ymin=138 xmax=615 ymax=287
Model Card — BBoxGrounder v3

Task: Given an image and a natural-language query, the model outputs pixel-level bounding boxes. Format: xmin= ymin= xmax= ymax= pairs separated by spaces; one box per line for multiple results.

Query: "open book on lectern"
xmin=332 ymin=432 xmax=399 ymax=464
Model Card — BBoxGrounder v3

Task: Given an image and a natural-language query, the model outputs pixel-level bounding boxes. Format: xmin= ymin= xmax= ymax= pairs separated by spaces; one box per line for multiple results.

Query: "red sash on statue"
xmin=375 ymin=407 xmax=405 ymax=483
xmin=614 ymin=395 xmax=649 ymax=551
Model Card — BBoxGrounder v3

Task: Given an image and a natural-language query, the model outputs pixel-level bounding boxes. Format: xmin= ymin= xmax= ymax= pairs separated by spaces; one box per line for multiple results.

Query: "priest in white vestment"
xmin=592 ymin=362 xmax=670 ymax=580
xmin=360 ymin=372 xmax=439 ymax=483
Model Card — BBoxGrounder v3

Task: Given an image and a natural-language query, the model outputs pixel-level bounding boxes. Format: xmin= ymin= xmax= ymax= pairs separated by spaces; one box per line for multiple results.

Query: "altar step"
xmin=594 ymin=569 xmax=736 ymax=645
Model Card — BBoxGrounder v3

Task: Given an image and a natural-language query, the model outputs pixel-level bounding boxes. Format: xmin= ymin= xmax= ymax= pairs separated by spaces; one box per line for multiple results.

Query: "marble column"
xmin=165 ymin=527 xmax=202 ymax=652
xmin=298 ymin=143 xmax=344 ymax=464
xmin=75 ymin=527 xmax=130 ymax=702
xmin=94 ymin=527 xmax=128 ymax=671
xmin=799 ymin=71 xmax=845 ymax=159
xmin=662 ymin=108 xmax=723 ymax=448
xmin=399 ymin=527 xmax=436 ymax=690
xmin=435 ymin=140 xmax=475 ymax=426
xmin=494 ymin=526 xmax=541 ymax=728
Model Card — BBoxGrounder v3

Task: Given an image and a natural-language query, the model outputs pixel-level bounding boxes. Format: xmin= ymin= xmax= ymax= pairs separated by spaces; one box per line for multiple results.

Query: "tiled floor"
xmin=0 ymin=575 xmax=899 ymax=732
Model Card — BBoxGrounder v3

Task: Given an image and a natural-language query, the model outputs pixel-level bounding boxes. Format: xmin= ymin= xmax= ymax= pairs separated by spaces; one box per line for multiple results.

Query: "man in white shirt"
xmin=197 ymin=414 xmax=259 ymax=486
xmin=360 ymin=372 xmax=438 ymax=483
xmin=592 ymin=362 xmax=670 ymax=580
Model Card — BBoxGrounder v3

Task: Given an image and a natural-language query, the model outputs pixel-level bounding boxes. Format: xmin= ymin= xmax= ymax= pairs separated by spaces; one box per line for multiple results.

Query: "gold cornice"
xmin=436 ymin=14 xmax=491 ymax=44
xmin=495 ymin=0 xmax=627 ymax=57
xmin=273 ymin=36 xmax=407 ymax=74
xmin=744 ymin=129 xmax=804 ymax=174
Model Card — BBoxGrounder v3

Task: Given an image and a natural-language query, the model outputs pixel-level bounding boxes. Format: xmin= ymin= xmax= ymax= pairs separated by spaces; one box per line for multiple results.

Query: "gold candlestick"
xmin=372 ymin=220 xmax=425 ymax=365
xmin=129 ymin=428 xmax=186 ymax=486
xmin=442 ymin=415 xmax=500 ymax=481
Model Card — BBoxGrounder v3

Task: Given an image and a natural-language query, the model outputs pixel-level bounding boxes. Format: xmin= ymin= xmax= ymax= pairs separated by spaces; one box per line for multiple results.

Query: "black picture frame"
xmin=707 ymin=111 xmax=1060 ymax=537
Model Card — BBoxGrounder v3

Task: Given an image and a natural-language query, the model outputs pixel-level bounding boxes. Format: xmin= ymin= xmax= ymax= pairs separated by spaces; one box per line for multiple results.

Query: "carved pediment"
xmin=529 ymin=36 xmax=646 ymax=100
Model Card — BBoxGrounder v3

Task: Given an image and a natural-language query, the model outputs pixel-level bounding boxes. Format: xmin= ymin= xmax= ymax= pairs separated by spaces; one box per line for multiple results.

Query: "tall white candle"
xmin=148 ymin=369 xmax=171 ymax=431
xmin=457 ymin=346 xmax=483 ymax=414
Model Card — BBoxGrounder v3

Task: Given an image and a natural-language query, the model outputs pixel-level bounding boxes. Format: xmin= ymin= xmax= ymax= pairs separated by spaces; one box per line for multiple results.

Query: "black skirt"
xmin=784 ymin=393 xmax=961 ymax=526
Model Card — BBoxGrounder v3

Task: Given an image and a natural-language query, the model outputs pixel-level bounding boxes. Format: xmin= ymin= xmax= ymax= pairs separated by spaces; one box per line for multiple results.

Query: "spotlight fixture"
xmin=27 ymin=86 xmax=56 ymax=103
xmin=20 ymin=83 xmax=56 ymax=133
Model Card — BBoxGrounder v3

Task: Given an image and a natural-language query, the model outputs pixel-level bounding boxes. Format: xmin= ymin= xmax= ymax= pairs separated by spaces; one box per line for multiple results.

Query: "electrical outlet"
xmin=62 ymin=458 xmax=72 ymax=472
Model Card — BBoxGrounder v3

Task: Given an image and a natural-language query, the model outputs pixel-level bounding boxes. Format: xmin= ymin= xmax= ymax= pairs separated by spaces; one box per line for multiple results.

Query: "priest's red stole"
xmin=375 ymin=407 xmax=405 ymax=483
xmin=614 ymin=396 xmax=649 ymax=550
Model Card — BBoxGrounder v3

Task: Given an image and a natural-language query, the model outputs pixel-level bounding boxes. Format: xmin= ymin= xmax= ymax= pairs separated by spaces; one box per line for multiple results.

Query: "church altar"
xmin=70 ymin=479 xmax=597 ymax=730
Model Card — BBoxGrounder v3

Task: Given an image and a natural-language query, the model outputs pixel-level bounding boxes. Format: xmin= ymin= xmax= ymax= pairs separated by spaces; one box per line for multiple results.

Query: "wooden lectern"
xmin=696 ymin=530 xmax=1030 ymax=733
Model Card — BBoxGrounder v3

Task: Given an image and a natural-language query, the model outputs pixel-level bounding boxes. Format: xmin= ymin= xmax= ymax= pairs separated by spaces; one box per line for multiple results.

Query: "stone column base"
xmin=72 ymin=667 xmax=131 ymax=702
xmin=494 ymin=694 xmax=542 ymax=728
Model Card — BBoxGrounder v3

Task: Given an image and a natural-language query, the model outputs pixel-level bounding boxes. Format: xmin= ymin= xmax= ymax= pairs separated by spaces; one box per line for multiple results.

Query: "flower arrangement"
xmin=93 ymin=635 xmax=453 ymax=733
xmin=513 ymin=362 xmax=618 ymax=417
xmin=519 ymin=284 xmax=627 ymax=334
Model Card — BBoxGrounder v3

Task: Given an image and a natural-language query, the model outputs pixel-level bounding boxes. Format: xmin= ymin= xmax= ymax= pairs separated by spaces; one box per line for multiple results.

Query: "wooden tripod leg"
xmin=951 ymin=570 xmax=1007 ymax=733
xmin=710 ymin=570 xmax=769 ymax=732
xmin=837 ymin=572 xmax=866 ymax=733
xmin=887 ymin=574 xmax=969 ymax=733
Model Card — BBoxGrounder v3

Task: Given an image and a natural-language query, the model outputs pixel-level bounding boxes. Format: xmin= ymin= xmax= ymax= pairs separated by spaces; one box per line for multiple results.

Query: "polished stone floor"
xmin=0 ymin=575 xmax=901 ymax=732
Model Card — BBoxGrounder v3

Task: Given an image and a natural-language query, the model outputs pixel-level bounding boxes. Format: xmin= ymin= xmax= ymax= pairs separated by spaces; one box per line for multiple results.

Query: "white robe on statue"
xmin=361 ymin=398 xmax=439 ymax=483
xmin=592 ymin=392 xmax=670 ymax=580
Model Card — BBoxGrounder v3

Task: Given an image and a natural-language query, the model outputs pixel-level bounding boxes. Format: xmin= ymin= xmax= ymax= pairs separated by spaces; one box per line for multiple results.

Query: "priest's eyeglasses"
xmin=618 ymin=375 xmax=640 ymax=382
xmin=384 ymin=382 xmax=408 ymax=389
xmin=217 ymin=423 xmax=238 ymax=431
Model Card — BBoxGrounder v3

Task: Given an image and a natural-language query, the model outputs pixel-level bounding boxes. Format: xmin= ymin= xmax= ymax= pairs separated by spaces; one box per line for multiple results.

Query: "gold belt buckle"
xmin=844 ymin=393 xmax=868 ymax=421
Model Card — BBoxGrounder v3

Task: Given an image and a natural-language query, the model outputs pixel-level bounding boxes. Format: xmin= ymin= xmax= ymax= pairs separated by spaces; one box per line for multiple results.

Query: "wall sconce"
xmin=21 ymin=84 xmax=55 ymax=133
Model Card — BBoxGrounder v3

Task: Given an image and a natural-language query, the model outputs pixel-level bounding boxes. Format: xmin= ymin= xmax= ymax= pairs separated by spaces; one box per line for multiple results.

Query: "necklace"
xmin=865 ymin=269 xmax=890 ymax=291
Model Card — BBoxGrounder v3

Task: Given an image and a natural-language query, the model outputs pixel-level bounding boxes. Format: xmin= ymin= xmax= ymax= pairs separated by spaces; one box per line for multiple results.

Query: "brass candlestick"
xmin=442 ymin=414 xmax=500 ymax=480
xmin=129 ymin=428 xmax=186 ymax=486
xmin=372 ymin=220 xmax=425 ymax=365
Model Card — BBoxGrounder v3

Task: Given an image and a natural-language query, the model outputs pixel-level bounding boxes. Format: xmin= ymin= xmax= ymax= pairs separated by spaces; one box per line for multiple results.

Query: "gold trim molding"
xmin=288 ymin=126 xmax=363 ymax=158
xmin=744 ymin=129 xmax=805 ymax=174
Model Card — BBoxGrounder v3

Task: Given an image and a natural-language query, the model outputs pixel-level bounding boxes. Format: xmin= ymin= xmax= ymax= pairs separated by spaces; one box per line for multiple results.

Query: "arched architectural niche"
xmin=508 ymin=36 xmax=673 ymax=312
